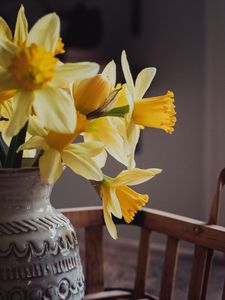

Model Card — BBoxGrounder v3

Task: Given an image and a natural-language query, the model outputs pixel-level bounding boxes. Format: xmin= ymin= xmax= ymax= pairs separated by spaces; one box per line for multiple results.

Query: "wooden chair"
xmin=60 ymin=168 xmax=225 ymax=300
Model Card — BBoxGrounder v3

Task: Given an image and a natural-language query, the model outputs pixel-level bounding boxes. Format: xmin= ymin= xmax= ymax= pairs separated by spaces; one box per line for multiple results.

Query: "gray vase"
xmin=0 ymin=168 xmax=84 ymax=300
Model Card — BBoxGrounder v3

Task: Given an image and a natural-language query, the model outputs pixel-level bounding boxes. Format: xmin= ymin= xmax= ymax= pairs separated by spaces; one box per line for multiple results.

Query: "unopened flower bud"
xmin=73 ymin=74 xmax=111 ymax=115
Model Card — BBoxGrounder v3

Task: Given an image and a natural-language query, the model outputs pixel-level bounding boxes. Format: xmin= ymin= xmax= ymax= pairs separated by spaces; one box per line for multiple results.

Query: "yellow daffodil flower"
xmin=120 ymin=51 xmax=177 ymax=168
xmin=121 ymin=50 xmax=176 ymax=132
xmin=96 ymin=168 xmax=162 ymax=239
xmin=19 ymin=112 xmax=104 ymax=183
xmin=0 ymin=6 xmax=99 ymax=137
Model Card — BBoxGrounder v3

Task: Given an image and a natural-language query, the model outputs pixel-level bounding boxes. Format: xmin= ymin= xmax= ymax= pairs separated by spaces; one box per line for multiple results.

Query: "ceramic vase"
xmin=0 ymin=168 xmax=84 ymax=300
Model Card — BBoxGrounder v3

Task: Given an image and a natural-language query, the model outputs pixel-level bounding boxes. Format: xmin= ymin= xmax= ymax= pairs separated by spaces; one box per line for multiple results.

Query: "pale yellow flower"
xmin=19 ymin=112 xmax=103 ymax=183
xmin=0 ymin=6 xmax=99 ymax=137
xmin=98 ymin=168 xmax=162 ymax=239
xmin=120 ymin=51 xmax=177 ymax=168
xmin=121 ymin=50 xmax=176 ymax=132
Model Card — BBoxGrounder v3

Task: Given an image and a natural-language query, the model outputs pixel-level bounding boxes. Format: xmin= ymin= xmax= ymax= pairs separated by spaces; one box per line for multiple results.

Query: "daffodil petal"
xmin=33 ymin=87 xmax=76 ymax=133
xmin=134 ymin=67 xmax=156 ymax=100
xmin=102 ymin=195 xmax=118 ymax=239
xmin=108 ymin=188 xmax=122 ymax=218
xmin=6 ymin=90 xmax=34 ymax=137
xmin=23 ymin=149 xmax=36 ymax=159
xmin=39 ymin=148 xmax=63 ymax=183
xmin=0 ymin=70 xmax=19 ymax=91
xmin=62 ymin=149 xmax=103 ymax=181
xmin=27 ymin=13 xmax=60 ymax=52
xmin=28 ymin=116 xmax=48 ymax=137
xmin=121 ymin=50 xmax=135 ymax=93
xmin=0 ymin=38 xmax=18 ymax=68
xmin=51 ymin=62 xmax=100 ymax=87
xmin=18 ymin=136 xmax=49 ymax=152
xmin=85 ymin=118 xmax=129 ymax=167
xmin=125 ymin=121 xmax=140 ymax=169
xmin=111 ymin=168 xmax=162 ymax=187
xmin=93 ymin=149 xmax=107 ymax=169
xmin=14 ymin=5 xmax=28 ymax=46
xmin=66 ymin=141 xmax=104 ymax=157
xmin=0 ymin=17 xmax=13 ymax=40
xmin=102 ymin=60 xmax=116 ymax=87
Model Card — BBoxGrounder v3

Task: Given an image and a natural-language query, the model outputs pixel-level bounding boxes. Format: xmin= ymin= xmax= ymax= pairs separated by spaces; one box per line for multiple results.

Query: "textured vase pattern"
xmin=0 ymin=168 xmax=84 ymax=300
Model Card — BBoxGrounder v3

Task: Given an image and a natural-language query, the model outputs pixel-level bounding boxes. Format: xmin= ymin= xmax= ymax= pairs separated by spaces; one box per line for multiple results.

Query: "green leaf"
xmin=4 ymin=122 xmax=28 ymax=168
xmin=87 ymin=105 xmax=129 ymax=119
xmin=101 ymin=105 xmax=129 ymax=117
xmin=0 ymin=137 xmax=6 ymax=167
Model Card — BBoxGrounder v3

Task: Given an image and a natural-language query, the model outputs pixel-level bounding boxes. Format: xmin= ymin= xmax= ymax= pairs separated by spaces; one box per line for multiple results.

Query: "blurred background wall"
xmin=1 ymin=0 xmax=225 ymax=227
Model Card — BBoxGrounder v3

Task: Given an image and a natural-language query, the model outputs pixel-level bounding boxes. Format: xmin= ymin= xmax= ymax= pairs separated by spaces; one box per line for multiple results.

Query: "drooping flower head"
xmin=95 ymin=168 xmax=162 ymax=239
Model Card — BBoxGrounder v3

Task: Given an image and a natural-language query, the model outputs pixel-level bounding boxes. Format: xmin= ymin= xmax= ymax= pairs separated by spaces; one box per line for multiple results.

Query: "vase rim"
xmin=0 ymin=167 xmax=39 ymax=175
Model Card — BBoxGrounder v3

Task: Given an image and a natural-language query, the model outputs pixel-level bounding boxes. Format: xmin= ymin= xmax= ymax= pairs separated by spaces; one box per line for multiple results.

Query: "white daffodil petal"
xmin=66 ymin=141 xmax=104 ymax=157
xmin=112 ymin=168 xmax=162 ymax=187
xmin=18 ymin=136 xmax=49 ymax=152
xmin=6 ymin=90 xmax=34 ymax=137
xmin=27 ymin=13 xmax=60 ymax=52
xmin=135 ymin=67 xmax=156 ymax=100
xmin=121 ymin=50 xmax=135 ymax=92
xmin=33 ymin=87 xmax=76 ymax=133
xmin=0 ymin=38 xmax=18 ymax=68
xmin=103 ymin=197 xmax=118 ymax=240
xmin=0 ymin=17 xmax=13 ymax=40
xmin=14 ymin=5 xmax=28 ymax=46
xmin=0 ymin=70 xmax=19 ymax=91
xmin=62 ymin=150 xmax=103 ymax=181
xmin=39 ymin=148 xmax=63 ymax=183
xmin=102 ymin=60 xmax=116 ymax=87
xmin=109 ymin=188 xmax=122 ymax=219
xmin=51 ymin=62 xmax=100 ymax=87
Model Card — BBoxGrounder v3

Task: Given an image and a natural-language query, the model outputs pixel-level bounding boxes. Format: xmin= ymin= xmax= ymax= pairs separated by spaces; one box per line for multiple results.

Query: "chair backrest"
xmin=60 ymin=168 xmax=225 ymax=300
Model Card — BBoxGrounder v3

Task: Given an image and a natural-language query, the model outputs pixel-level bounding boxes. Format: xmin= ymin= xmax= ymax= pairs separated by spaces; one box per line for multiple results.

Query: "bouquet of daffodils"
xmin=0 ymin=6 xmax=176 ymax=239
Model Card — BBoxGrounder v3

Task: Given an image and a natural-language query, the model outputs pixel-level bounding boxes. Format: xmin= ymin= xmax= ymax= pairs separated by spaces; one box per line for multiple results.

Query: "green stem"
xmin=4 ymin=122 xmax=28 ymax=168
xmin=0 ymin=137 xmax=6 ymax=167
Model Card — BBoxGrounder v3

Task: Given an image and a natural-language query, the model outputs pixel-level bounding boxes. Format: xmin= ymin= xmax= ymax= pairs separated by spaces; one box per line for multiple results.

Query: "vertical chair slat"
xmin=201 ymin=249 xmax=213 ymax=300
xmin=159 ymin=237 xmax=180 ymax=300
xmin=85 ymin=226 xmax=104 ymax=293
xmin=188 ymin=245 xmax=209 ymax=300
xmin=133 ymin=227 xmax=151 ymax=299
